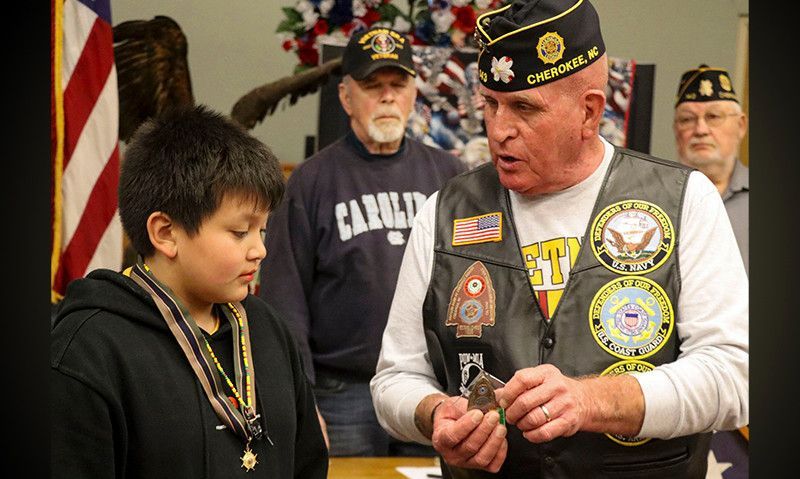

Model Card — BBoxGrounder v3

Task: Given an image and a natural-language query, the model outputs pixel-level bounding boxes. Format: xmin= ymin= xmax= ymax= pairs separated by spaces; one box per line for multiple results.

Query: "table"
xmin=328 ymin=456 xmax=440 ymax=479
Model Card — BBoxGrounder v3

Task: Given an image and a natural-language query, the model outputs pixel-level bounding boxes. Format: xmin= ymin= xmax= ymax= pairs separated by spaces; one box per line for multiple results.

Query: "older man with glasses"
xmin=673 ymin=65 xmax=749 ymax=273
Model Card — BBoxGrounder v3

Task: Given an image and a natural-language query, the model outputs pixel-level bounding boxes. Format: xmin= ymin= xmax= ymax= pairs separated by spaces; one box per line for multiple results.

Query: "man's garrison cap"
xmin=475 ymin=0 xmax=606 ymax=92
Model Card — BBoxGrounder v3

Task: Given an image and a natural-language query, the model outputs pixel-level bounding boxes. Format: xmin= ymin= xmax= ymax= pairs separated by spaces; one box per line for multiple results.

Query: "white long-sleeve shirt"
xmin=370 ymin=138 xmax=749 ymax=445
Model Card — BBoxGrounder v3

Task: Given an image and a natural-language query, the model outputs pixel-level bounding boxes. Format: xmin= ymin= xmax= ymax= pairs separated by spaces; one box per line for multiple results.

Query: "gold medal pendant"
xmin=240 ymin=444 xmax=258 ymax=472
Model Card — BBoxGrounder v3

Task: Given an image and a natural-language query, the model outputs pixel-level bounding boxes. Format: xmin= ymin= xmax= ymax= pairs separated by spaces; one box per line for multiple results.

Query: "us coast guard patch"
xmin=590 ymin=200 xmax=674 ymax=275
xmin=589 ymin=277 xmax=674 ymax=359
xmin=446 ymin=261 xmax=496 ymax=338
xmin=600 ymin=360 xmax=655 ymax=446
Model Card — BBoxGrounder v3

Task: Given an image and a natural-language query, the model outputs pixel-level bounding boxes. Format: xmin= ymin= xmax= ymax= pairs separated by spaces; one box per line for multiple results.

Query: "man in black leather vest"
xmin=370 ymin=1 xmax=749 ymax=478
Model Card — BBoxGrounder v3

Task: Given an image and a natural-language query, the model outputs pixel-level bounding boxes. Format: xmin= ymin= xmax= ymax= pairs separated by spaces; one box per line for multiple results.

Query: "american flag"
xmin=51 ymin=0 xmax=122 ymax=302
xmin=452 ymin=213 xmax=503 ymax=246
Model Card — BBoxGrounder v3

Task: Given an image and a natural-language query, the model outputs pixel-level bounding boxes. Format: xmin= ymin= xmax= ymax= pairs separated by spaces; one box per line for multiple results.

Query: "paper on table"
xmin=396 ymin=466 xmax=443 ymax=479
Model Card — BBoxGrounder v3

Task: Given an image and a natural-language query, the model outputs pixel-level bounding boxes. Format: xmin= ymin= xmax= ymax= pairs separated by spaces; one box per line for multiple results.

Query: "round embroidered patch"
xmin=459 ymin=299 xmax=485 ymax=324
xmin=589 ymin=276 xmax=674 ymax=360
xmin=370 ymin=32 xmax=396 ymax=54
xmin=464 ymin=276 xmax=486 ymax=297
xmin=590 ymin=200 xmax=674 ymax=275
xmin=600 ymin=359 xmax=655 ymax=446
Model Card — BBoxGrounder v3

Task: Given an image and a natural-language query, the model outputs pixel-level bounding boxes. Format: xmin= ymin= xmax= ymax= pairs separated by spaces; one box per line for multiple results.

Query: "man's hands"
xmin=414 ymin=364 xmax=644 ymax=472
xmin=495 ymin=364 xmax=592 ymax=443
xmin=495 ymin=364 xmax=645 ymax=443
xmin=416 ymin=394 xmax=507 ymax=473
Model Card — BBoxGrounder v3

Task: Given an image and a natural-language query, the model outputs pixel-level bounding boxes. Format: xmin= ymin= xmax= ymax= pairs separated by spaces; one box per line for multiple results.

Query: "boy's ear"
xmin=147 ymin=211 xmax=178 ymax=259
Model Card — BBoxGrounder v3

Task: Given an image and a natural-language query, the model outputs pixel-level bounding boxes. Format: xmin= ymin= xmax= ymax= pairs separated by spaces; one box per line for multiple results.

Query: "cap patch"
xmin=368 ymin=31 xmax=397 ymax=57
xmin=536 ymin=32 xmax=565 ymax=65
xmin=675 ymin=64 xmax=738 ymax=105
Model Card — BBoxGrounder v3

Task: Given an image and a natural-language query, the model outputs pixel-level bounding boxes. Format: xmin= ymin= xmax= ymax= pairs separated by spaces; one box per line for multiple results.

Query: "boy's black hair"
xmin=119 ymin=105 xmax=285 ymax=257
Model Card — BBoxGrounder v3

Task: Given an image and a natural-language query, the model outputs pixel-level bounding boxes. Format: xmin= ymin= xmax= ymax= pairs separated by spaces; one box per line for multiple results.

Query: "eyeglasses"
xmin=674 ymin=111 xmax=741 ymax=131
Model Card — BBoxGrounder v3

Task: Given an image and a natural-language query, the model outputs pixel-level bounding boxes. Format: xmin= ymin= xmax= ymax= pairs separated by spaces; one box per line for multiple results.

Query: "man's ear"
xmin=338 ymin=80 xmax=353 ymax=116
xmin=147 ymin=211 xmax=178 ymax=259
xmin=582 ymin=88 xmax=606 ymax=140
xmin=737 ymin=112 xmax=748 ymax=141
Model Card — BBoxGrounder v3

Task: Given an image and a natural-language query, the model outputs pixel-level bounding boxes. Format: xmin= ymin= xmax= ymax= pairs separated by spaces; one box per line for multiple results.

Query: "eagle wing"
xmin=635 ymin=227 xmax=658 ymax=251
xmin=113 ymin=15 xmax=194 ymax=142
xmin=606 ymin=228 xmax=625 ymax=249
xmin=230 ymin=57 xmax=342 ymax=130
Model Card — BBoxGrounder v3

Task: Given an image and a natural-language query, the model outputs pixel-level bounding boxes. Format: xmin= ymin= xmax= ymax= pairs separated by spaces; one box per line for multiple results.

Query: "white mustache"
xmin=688 ymin=138 xmax=717 ymax=149
xmin=371 ymin=108 xmax=402 ymax=121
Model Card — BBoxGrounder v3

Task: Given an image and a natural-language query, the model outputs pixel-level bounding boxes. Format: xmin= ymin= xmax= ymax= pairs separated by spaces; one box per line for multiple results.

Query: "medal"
xmin=129 ymin=262 xmax=273 ymax=472
xmin=462 ymin=369 xmax=506 ymax=424
xmin=241 ymin=443 xmax=258 ymax=472
xmin=467 ymin=371 xmax=499 ymax=413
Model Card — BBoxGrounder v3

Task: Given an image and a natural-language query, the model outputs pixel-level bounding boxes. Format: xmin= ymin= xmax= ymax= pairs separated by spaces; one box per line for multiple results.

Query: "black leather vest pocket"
xmin=601 ymin=448 xmax=691 ymax=478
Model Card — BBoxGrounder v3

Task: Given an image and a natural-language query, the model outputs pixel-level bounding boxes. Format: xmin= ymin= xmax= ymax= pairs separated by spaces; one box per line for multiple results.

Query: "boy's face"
xmin=171 ymin=193 xmax=268 ymax=309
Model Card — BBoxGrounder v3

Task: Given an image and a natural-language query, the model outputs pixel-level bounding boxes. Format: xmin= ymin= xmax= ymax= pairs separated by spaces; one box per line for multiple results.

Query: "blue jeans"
xmin=314 ymin=374 xmax=436 ymax=457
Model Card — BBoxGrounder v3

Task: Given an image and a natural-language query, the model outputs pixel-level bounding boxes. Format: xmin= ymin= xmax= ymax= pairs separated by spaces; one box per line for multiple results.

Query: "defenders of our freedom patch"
xmin=589 ymin=276 xmax=674 ymax=360
xmin=590 ymin=200 xmax=675 ymax=275
xmin=446 ymin=261 xmax=496 ymax=338
xmin=452 ymin=212 xmax=503 ymax=246
xmin=600 ymin=360 xmax=654 ymax=446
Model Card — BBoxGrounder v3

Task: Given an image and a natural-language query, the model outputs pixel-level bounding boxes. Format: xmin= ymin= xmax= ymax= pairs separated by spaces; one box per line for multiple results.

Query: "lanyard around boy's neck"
xmin=128 ymin=262 xmax=266 ymax=447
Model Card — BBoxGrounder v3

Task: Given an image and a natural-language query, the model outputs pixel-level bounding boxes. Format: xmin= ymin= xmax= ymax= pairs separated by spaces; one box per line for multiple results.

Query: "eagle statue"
xmin=112 ymin=15 xmax=341 ymax=141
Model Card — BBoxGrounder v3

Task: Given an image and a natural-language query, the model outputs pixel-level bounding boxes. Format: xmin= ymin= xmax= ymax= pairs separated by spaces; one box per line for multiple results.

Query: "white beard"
xmin=367 ymin=118 xmax=406 ymax=144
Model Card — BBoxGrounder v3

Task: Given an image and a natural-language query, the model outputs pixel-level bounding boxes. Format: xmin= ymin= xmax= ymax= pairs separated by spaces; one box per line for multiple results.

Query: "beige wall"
xmin=112 ymin=0 xmax=748 ymax=164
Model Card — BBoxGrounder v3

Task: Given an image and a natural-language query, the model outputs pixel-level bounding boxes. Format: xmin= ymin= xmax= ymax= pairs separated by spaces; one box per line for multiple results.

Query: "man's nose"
xmin=487 ymin=107 xmax=518 ymax=143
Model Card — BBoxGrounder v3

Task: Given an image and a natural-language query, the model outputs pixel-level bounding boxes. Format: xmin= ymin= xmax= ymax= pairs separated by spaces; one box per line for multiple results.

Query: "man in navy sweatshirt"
xmin=257 ymin=26 xmax=465 ymax=457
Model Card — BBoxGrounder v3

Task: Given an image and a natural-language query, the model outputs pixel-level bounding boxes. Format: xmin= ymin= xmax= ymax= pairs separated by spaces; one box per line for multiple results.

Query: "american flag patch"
xmin=452 ymin=212 xmax=503 ymax=246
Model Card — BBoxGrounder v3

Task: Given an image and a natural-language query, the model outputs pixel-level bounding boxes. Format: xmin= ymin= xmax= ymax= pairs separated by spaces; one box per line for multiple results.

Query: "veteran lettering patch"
xmin=589 ymin=276 xmax=674 ymax=360
xmin=446 ymin=261 xmax=496 ymax=338
xmin=590 ymin=200 xmax=674 ymax=275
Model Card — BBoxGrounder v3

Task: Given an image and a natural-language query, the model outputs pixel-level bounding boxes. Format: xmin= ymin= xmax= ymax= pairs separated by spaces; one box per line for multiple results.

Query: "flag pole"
xmin=51 ymin=0 xmax=65 ymax=304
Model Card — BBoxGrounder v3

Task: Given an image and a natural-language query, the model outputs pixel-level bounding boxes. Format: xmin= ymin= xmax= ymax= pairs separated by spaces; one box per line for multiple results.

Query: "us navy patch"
xmin=589 ymin=277 xmax=674 ymax=359
xmin=600 ymin=360 xmax=655 ymax=446
xmin=590 ymin=200 xmax=674 ymax=275
xmin=446 ymin=261 xmax=496 ymax=338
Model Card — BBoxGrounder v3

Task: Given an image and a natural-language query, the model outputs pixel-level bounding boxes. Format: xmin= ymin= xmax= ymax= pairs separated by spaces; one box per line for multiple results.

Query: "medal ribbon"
xmin=129 ymin=262 xmax=259 ymax=443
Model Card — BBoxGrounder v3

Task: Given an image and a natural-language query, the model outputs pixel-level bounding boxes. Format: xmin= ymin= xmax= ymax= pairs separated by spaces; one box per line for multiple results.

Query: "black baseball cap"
xmin=341 ymin=27 xmax=416 ymax=80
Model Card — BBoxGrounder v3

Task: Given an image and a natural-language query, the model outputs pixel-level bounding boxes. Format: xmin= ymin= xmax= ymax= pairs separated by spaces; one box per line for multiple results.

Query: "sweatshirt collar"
xmin=346 ymin=130 xmax=408 ymax=160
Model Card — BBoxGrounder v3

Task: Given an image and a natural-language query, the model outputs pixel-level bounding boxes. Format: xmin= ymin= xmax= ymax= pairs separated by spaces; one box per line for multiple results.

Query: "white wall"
xmin=593 ymin=0 xmax=748 ymax=161
xmin=112 ymin=0 xmax=748 ymax=164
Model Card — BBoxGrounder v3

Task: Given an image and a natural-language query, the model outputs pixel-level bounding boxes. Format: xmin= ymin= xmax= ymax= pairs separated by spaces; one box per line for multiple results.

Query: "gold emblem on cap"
xmin=719 ymin=74 xmax=732 ymax=91
xmin=370 ymin=32 xmax=396 ymax=55
xmin=536 ymin=32 xmax=565 ymax=65
xmin=699 ymin=79 xmax=714 ymax=97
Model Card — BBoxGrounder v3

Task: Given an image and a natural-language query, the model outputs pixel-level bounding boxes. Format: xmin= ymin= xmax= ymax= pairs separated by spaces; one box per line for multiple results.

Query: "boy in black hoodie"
xmin=51 ymin=105 xmax=328 ymax=478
